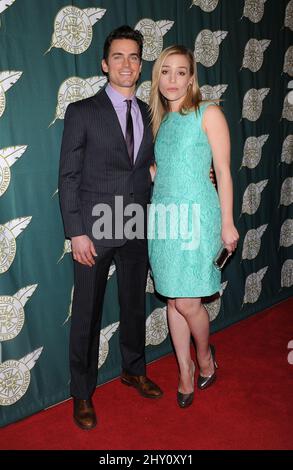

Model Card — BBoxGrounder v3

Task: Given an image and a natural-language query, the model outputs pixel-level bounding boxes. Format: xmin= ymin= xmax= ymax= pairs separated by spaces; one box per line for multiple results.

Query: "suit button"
xmin=130 ymin=192 xmax=134 ymax=197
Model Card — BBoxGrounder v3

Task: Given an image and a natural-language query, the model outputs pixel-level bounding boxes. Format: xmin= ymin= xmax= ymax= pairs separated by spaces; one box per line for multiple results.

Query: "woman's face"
xmin=159 ymin=54 xmax=193 ymax=110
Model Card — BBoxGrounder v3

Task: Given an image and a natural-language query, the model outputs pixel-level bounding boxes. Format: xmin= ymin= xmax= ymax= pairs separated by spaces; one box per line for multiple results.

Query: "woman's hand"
xmin=149 ymin=163 xmax=157 ymax=182
xmin=222 ymin=223 xmax=239 ymax=253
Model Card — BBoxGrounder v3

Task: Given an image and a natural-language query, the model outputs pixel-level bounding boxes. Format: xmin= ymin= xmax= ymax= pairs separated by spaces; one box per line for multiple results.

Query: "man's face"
xmin=102 ymin=39 xmax=142 ymax=95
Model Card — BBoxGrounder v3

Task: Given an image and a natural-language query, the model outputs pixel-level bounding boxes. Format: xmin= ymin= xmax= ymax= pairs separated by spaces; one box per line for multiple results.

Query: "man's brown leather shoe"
xmin=73 ymin=397 xmax=97 ymax=430
xmin=121 ymin=371 xmax=163 ymax=399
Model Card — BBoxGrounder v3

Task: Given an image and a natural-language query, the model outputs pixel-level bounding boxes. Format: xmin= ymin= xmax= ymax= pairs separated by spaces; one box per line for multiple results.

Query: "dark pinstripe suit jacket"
xmin=59 ymin=89 xmax=154 ymax=247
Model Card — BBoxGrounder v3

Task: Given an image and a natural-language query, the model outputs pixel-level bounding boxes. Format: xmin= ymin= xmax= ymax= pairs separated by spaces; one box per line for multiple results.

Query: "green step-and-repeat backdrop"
xmin=0 ymin=0 xmax=292 ymax=427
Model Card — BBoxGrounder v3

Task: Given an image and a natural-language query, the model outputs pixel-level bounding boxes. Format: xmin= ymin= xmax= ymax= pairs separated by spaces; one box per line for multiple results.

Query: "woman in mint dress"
xmin=148 ymin=46 xmax=239 ymax=407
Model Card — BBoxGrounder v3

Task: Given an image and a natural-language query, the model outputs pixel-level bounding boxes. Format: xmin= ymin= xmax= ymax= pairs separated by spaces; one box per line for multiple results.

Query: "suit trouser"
xmin=69 ymin=237 xmax=149 ymax=399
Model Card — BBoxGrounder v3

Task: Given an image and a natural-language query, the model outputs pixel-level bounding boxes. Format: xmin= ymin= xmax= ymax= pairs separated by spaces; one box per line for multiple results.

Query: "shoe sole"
xmin=121 ymin=378 xmax=163 ymax=399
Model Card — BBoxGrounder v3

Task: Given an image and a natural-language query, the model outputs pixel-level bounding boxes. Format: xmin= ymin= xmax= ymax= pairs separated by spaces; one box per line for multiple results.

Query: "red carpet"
xmin=0 ymin=298 xmax=292 ymax=450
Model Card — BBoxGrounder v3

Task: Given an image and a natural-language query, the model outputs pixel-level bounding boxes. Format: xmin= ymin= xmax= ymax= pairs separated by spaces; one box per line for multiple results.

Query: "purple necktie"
xmin=125 ymin=100 xmax=134 ymax=165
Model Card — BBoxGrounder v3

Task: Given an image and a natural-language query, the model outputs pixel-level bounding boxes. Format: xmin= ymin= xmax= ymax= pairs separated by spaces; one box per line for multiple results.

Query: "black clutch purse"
xmin=213 ymin=245 xmax=231 ymax=270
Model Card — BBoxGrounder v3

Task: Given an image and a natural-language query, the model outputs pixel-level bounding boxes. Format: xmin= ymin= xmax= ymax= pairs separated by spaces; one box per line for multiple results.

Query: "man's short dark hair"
xmin=103 ymin=25 xmax=144 ymax=62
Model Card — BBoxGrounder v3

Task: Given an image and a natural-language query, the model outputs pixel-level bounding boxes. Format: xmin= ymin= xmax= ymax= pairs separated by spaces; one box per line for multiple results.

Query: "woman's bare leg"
xmin=167 ymin=299 xmax=194 ymax=393
xmin=174 ymin=298 xmax=215 ymax=377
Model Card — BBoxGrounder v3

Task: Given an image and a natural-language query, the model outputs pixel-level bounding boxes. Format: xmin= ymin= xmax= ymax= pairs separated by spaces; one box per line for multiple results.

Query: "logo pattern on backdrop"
xmin=0 ymin=217 xmax=32 ymax=274
xmin=46 ymin=6 xmax=106 ymax=55
xmin=0 ymin=0 xmax=16 ymax=28
xmin=0 ymin=71 xmax=22 ymax=118
xmin=0 ymin=146 xmax=27 ymax=197
xmin=0 ymin=285 xmax=38 ymax=341
xmin=50 ymin=75 xmax=107 ymax=125
xmin=134 ymin=18 xmax=174 ymax=61
xmin=0 ymin=348 xmax=43 ymax=406
xmin=190 ymin=0 xmax=219 ymax=12
xmin=194 ymin=30 xmax=228 ymax=67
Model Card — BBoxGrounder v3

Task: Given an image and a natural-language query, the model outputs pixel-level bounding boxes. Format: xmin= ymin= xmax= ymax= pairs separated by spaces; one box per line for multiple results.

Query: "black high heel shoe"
xmin=177 ymin=361 xmax=195 ymax=408
xmin=197 ymin=344 xmax=218 ymax=390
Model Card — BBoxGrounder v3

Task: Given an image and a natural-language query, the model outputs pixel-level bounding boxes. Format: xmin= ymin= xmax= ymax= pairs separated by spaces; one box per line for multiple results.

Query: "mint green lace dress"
xmin=148 ymin=103 xmax=222 ymax=298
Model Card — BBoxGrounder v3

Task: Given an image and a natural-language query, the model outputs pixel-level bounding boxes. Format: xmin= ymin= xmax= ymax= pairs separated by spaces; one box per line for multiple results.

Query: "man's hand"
xmin=149 ymin=163 xmax=157 ymax=182
xmin=209 ymin=166 xmax=216 ymax=187
xmin=71 ymin=235 xmax=97 ymax=267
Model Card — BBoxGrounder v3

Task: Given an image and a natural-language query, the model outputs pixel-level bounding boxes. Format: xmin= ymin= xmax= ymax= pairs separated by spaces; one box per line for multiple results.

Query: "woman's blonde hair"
xmin=149 ymin=45 xmax=202 ymax=137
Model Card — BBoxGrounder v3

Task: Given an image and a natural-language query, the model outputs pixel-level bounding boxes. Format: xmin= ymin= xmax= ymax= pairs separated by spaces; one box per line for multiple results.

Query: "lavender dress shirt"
xmin=105 ymin=84 xmax=144 ymax=162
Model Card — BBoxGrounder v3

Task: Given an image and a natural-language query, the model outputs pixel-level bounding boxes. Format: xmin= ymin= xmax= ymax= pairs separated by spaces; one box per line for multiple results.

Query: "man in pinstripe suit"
xmin=59 ymin=26 xmax=163 ymax=430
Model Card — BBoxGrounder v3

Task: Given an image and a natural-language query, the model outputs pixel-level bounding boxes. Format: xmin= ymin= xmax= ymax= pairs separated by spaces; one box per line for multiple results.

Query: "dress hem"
xmin=154 ymin=287 xmax=220 ymax=299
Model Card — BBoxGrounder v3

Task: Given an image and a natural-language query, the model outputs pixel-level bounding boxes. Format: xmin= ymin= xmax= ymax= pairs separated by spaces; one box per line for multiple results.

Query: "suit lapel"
xmin=93 ymin=90 xmax=131 ymax=167
xmin=93 ymin=90 xmax=151 ymax=168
